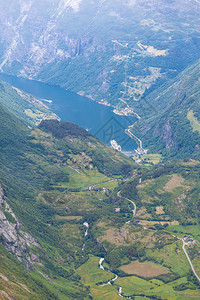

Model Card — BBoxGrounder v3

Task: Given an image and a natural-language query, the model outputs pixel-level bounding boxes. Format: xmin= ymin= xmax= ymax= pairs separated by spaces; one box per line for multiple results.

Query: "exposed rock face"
xmin=0 ymin=0 xmax=94 ymax=77
xmin=0 ymin=0 xmax=199 ymax=107
xmin=0 ymin=185 xmax=39 ymax=270
xmin=161 ymin=120 xmax=177 ymax=149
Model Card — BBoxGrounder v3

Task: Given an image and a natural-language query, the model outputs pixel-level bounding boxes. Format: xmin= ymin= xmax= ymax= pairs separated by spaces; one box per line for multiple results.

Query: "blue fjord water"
xmin=0 ymin=73 xmax=137 ymax=153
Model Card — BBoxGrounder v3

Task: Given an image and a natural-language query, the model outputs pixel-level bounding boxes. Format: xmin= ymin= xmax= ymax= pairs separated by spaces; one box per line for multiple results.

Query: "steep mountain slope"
xmin=0 ymin=85 xmax=137 ymax=298
xmin=0 ymin=242 xmax=60 ymax=299
xmin=1 ymin=74 xmax=200 ymax=299
xmin=0 ymin=0 xmax=200 ymax=110
xmin=0 ymin=103 xmax=89 ymax=298
xmin=0 ymin=79 xmax=59 ymax=125
xmin=131 ymin=60 xmax=200 ymax=158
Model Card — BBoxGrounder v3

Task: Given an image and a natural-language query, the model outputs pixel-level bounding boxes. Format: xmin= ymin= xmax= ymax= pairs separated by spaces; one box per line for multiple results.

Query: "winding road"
xmin=171 ymin=234 xmax=200 ymax=283
xmin=88 ymin=179 xmax=118 ymax=191
xmin=117 ymin=191 xmax=136 ymax=223
xmin=94 ymin=181 xmax=200 ymax=296
xmin=182 ymin=240 xmax=200 ymax=282
xmin=125 ymin=127 xmax=143 ymax=149
xmin=88 ymin=177 xmax=200 ymax=298
xmin=117 ymin=186 xmax=200 ymax=284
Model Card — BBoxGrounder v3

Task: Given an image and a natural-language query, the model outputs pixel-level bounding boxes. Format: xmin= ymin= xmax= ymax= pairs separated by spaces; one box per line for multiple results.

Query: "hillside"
xmin=84 ymin=158 xmax=200 ymax=299
xmin=1 ymin=1 xmax=200 ymax=299
xmin=0 ymin=79 xmax=59 ymax=125
xmin=130 ymin=60 xmax=200 ymax=158
xmin=1 ymin=99 xmax=200 ymax=298
xmin=0 ymin=99 xmax=137 ymax=298
xmin=0 ymin=0 xmax=200 ymax=110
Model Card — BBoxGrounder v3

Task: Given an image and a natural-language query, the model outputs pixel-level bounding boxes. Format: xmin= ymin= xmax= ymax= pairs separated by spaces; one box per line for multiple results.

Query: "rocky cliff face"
xmin=0 ymin=185 xmax=39 ymax=270
xmin=0 ymin=0 xmax=200 ymax=108
xmin=160 ymin=119 xmax=177 ymax=150
xmin=131 ymin=60 xmax=200 ymax=158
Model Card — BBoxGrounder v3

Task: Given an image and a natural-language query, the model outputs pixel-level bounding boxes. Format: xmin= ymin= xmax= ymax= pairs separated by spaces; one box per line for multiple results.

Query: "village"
xmin=184 ymin=235 xmax=198 ymax=247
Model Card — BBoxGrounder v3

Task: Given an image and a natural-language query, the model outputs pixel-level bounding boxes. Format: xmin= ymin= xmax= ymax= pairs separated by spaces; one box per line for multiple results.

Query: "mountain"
xmin=0 ymin=0 xmax=200 ymax=110
xmin=131 ymin=60 xmax=200 ymax=158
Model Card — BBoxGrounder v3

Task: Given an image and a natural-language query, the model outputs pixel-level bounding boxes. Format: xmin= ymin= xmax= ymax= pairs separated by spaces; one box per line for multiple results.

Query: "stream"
xmin=98 ymin=258 xmax=131 ymax=298
xmin=82 ymin=222 xmax=89 ymax=251
xmin=96 ymin=193 xmax=137 ymax=299
xmin=81 ymin=190 xmax=145 ymax=298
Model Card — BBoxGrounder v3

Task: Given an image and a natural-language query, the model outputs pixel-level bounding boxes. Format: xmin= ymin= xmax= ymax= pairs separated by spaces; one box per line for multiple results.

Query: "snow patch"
xmin=61 ymin=0 xmax=83 ymax=12
xmin=126 ymin=0 xmax=137 ymax=6
xmin=57 ymin=49 xmax=65 ymax=57
xmin=19 ymin=0 xmax=32 ymax=14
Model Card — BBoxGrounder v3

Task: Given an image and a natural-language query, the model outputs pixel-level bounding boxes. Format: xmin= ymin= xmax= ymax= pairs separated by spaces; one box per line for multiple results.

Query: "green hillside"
xmin=131 ymin=60 xmax=200 ymax=158
xmin=1 ymin=100 xmax=200 ymax=299
xmin=0 ymin=93 xmax=136 ymax=298
xmin=0 ymin=80 xmax=59 ymax=126
xmin=0 ymin=77 xmax=200 ymax=299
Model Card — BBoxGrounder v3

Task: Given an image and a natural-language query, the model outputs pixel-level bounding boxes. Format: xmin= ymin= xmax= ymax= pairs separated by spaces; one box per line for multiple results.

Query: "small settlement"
xmin=184 ymin=235 xmax=198 ymax=247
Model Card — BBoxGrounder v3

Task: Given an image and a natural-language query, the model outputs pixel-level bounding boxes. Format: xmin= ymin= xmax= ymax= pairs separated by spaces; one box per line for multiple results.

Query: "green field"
xmin=167 ymin=225 xmax=200 ymax=243
xmin=77 ymin=256 xmax=121 ymax=300
xmin=61 ymin=168 xmax=110 ymax=189
xmin=187 ymin=110 xmax=200 ymax=134
xmin=91 ymin=180 xmax=119 ymax=190
xmin=142 ymin=154 xmax=163 ymax=165
xmin=116 ymin=276 xmax=154 ymax=294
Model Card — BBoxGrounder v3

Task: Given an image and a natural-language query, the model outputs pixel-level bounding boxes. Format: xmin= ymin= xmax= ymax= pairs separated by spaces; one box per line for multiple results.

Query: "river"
xmin=0 ymin=73 xmax=137 ymax=153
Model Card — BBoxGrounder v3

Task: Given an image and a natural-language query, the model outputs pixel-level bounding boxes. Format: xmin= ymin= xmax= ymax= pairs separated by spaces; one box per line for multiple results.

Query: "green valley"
xmin=0 ymin=83 xmax=200 ymax=298
xmin=0 ymin=83 xmax=137 ymax=298
xmin=0 ymin=1 xmax=200 ymax=299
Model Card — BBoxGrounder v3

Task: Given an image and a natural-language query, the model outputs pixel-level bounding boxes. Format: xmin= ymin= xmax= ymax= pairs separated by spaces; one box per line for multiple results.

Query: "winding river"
xmin=98 ymin=257 xmax=131 ymax=299
xmin=96 ymin=191 xmax=138 ymax=299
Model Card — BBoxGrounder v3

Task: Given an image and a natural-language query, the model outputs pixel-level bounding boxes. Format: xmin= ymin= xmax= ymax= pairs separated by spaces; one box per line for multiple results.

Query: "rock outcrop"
xmin=0 ymin=185 xmax=39 ymax=270
xmin=0 ymin=0 xmax=199 ymax=108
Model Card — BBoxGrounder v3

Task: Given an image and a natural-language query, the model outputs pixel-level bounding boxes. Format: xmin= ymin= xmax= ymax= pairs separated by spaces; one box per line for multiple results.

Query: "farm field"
xmin=120 ymin=260 xmax=168 ymax=277
xmin=117 ymin=275 xmax=200 ymax=300
xmin=77 ymin=256 xmax=121 ymax=300
xmin=142 ymin=154 xmax=163 ymax=165
xmin=77 ymin=254 xmax=200 ymax=300
xmin=61 ymin=168 xmax=111 ymax=189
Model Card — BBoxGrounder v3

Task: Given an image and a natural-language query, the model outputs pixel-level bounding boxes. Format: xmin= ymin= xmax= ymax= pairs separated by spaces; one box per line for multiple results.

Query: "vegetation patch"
xmin=163 ymin=174 xmax=185 ymax=192
xmin=120 ymin=261 xmax=168 ymax=277
xmin=141 ymin=220 xmax=179 ymax=226
xmin=156 ymin=206 xmax=165 ymax=215
xmin=101 ymin=228 xmax=128 ymax=246
xmin=141 ymin=154 xmax=163 ymax=165
xmin=116 ymin=275 xmax=155 ymax=294
xmin=187 ymin=110 xmax=200 ymax=134
xmin=55 ymin=215 xmax=83 ymax=221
